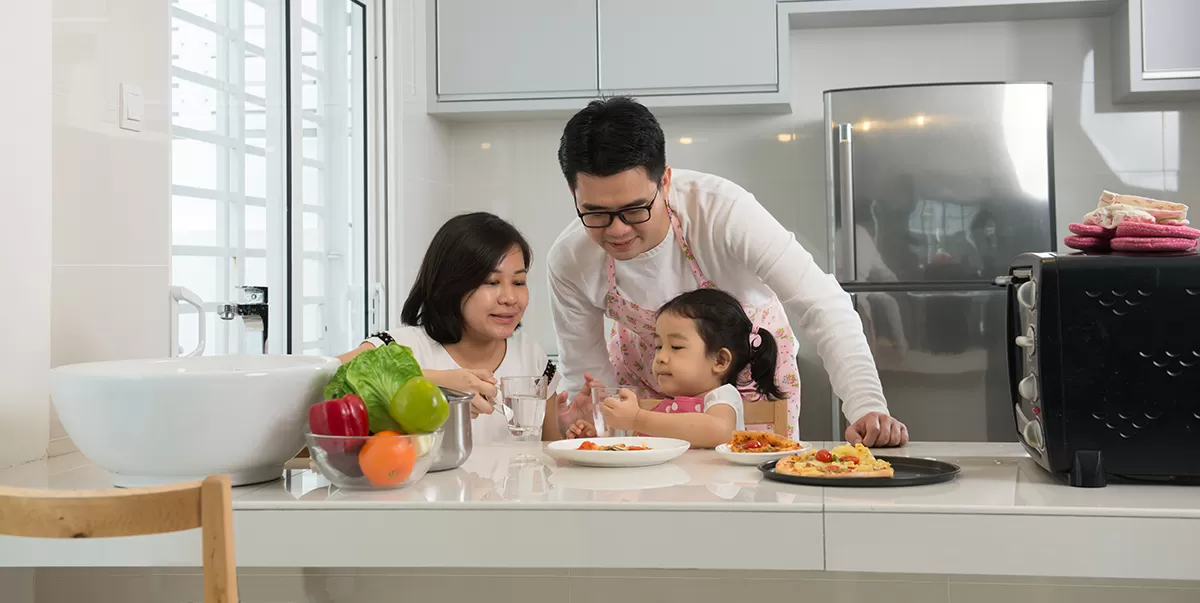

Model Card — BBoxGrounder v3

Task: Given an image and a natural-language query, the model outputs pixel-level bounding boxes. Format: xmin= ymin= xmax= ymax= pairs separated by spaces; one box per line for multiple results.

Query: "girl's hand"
xmin=565 ymin=420 xmax=596 ymax=439
xmin=600 ymin=388 xmax=639 ymax=431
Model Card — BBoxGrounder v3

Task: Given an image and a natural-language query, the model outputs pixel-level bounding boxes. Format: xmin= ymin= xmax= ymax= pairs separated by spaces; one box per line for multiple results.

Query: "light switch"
xmin=119 ymin=83 xmax=144 ymax=132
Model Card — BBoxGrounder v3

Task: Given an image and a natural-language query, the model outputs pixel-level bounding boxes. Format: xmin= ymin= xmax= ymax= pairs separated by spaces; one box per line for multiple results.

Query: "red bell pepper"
xmin=308 ymin=394 xmax=370 ymax=454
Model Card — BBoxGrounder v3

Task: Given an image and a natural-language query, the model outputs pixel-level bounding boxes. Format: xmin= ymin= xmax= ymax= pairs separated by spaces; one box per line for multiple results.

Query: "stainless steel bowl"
xmin=429 ymin=386 xmax=474 ymax=472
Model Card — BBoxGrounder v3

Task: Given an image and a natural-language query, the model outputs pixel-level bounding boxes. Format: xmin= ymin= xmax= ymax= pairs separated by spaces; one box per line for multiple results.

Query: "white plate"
xmin=545 ymin=437 xmax=690 ymax=468
xmin=714 ymin=441 xmax=812 ymax=466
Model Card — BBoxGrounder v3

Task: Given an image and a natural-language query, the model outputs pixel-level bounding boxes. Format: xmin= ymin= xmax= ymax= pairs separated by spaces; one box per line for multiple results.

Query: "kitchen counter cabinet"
xmin=3 ymin=442 xmax=1199 ymax=580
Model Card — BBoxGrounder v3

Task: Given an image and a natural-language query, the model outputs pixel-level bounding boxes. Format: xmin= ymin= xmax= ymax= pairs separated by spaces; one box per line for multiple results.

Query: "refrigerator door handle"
xmin=833 ymin=122 xmax=856 ymax=282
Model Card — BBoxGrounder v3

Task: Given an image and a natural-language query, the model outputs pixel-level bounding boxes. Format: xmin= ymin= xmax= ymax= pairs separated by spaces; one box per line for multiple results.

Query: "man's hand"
xmin=561 ymin=372 xmax=602 ymax=429
xmin=565 ymin=420 xmax=597 ymax=439
xmin=845 ymin=412 xmax=909 ymax=447
xmin=599 ymin=388 xmax=639 ymax=431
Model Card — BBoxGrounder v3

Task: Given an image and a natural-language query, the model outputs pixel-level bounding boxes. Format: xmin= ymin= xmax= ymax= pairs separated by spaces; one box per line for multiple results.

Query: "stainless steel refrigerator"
xmin=824 ymin=82 xmax=1056 ymax=442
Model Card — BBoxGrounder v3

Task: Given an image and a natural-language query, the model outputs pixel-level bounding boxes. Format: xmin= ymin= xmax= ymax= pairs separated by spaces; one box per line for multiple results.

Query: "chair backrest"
xmin=638 ymin=397 xmax=789 ymax=436
xmin=743 ymin=399 xmax=789 ymax=436
xmin=0 ymin=474 xmax=237 ymax=603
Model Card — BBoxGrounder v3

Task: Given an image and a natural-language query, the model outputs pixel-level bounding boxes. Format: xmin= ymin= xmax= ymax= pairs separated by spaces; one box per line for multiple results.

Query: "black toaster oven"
xmin=1006 ymin=251 xmax=1200 ymax=487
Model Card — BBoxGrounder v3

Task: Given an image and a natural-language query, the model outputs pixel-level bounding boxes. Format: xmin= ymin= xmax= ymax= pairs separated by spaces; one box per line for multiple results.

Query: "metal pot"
xmin=429 ymin=387 xmax=474 ymax=472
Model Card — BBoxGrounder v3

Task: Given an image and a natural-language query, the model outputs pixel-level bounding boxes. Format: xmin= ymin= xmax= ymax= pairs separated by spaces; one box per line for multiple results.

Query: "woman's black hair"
xmin=400 ymin=212 xmax=532 ymax=345
xmin=656 ymin=288 xmax=784 ymax=400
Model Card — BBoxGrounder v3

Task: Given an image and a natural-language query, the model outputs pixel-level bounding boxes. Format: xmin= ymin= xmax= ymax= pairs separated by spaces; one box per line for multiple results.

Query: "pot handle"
xmin=170 ymin=286 xmax=207 ymax=357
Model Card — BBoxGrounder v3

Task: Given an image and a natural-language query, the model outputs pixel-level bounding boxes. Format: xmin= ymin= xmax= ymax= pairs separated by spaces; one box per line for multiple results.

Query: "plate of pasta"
xmin=715 ymin=430 xmax=812 ymax=466
xmin=545 ymin=437 xmax=690 ymax=467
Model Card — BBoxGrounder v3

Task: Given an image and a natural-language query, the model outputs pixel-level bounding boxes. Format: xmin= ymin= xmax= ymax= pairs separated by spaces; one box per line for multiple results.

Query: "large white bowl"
xmin=51 ymin=355 xmax=339 ymax=487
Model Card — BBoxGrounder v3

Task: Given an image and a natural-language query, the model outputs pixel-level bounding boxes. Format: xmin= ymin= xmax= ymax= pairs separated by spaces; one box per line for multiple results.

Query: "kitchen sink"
xmin=51 ymin=355 xmax=339 ymax=487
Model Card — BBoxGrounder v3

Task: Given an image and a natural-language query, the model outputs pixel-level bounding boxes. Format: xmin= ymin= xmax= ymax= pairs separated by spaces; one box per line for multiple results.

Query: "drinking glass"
xmin=498 ymin=376 xmax=548 ymax=463
xmin=591 ymin=387 xmax=630 ymax=438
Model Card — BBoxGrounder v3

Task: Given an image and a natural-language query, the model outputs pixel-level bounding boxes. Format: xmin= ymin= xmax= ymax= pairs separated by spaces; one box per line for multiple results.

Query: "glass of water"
xmin=499 ymin=376 xmax=548 ymax=462
xmin=591 ymin=387 xmax=630 ymax=438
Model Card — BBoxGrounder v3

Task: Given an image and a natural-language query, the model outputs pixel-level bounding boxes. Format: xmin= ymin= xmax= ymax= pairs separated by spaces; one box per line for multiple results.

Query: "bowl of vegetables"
xmin=305 ymin=342 xmax=455 ymax=489
xmin=306 ymin=430 xmax=443 ymax=489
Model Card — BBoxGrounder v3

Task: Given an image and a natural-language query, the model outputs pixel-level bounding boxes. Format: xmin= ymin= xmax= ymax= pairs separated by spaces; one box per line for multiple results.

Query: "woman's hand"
xmin=425 ymin=368 xmax=498 ymax=418
xmin=599 ymin=388 xmax=640 ymax=431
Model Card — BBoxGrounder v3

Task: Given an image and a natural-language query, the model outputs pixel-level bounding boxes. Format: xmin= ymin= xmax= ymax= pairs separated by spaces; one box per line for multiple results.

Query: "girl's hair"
xmin=401 ymin=212 xmax=532 ymax=344
xmin=656 ymin=288 xmax=784 ymax=399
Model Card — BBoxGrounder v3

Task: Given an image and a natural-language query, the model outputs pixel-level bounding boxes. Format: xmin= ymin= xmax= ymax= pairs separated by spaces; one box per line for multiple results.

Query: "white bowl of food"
xmin=715 ymin=430 xmax=811 ymax=466
xmin=51 ymin=355 xmax=339 ymax=487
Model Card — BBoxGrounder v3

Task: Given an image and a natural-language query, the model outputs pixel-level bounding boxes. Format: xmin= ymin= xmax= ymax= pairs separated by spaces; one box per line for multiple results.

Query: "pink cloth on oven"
xmin=1068 ymin=223 xmax=1115 ymax=238
xmin=1110 ymin=237 xmax=1199 ymax=252
xmin=1064 ymin=236 xmax=1111 ymax=251
xmin=1114 ymin=221 xmax=1200 ymax=239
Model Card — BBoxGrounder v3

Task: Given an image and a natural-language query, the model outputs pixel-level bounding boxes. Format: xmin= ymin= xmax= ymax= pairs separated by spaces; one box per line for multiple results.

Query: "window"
xmin=171 ymin=0 xmax=382 ymax=356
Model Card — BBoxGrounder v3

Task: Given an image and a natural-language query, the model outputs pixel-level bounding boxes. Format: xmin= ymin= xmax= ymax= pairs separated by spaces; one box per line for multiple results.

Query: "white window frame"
xmin=170 ymin=0 xmax=388 ymax=356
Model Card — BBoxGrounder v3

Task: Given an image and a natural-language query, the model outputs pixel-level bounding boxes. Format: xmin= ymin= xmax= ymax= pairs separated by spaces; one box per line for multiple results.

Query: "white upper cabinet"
xmin=597 ymin=0 xmax=778 ymax=95
xmin=435 ymin=0 xmax=599 ymax=101
xmin=1114 ymin=0 xmax=1200 ymax=102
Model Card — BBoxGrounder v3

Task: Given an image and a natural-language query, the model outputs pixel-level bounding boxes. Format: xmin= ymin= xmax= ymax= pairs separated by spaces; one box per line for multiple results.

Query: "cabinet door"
xmin=1141 ymin=0 xmax=1200 ymax=76
xmin=436 ymin=0 xmax=598 ymax=100
xmin=597 ymin=0 xmax=777 ymax=95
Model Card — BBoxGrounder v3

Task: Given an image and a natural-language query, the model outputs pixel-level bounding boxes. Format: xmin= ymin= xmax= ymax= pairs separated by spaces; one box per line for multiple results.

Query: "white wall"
xmin=47 ymin=0 xmax=172 ymax=456
xmin=0 ymin=0 xmax=53 ymax=470
xmin=388 ymin=0 xmax=456 ymax=319
xmin=443 ymin=16 xmax=1200 ymax=435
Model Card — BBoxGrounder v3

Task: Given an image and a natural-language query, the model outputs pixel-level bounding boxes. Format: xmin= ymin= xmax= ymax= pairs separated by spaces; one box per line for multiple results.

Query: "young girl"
xmin=597 ymin=288 xmax=785 ymax=448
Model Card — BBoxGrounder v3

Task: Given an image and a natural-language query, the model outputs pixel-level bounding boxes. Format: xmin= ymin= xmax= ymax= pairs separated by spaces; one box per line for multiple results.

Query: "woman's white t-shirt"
xmin=366 ymin=326 xmax=561 ymax=445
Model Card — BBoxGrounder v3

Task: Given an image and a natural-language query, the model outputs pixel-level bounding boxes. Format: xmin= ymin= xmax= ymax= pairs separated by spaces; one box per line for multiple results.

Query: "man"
xmin=548 ymin=97 xmax=907 ymax=446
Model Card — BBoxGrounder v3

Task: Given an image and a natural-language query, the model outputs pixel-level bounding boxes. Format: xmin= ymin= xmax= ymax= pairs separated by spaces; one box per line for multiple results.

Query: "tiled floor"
xmin=17 ymin=569 xmax=1200 ymax=603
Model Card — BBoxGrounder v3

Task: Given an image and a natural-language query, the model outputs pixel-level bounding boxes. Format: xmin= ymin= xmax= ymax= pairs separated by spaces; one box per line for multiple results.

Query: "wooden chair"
xmin=638 ymin=397 xmax=790 ymax=436
xmin=744 ymin=398 xmax=790 ymax=437
xmin=0 ymin=475 xmax=238 ymax=603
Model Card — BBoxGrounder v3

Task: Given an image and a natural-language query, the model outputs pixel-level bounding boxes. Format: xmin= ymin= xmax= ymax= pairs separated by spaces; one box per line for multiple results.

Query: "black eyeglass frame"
xmin=574 ymin=188 xmax=661 ymax=229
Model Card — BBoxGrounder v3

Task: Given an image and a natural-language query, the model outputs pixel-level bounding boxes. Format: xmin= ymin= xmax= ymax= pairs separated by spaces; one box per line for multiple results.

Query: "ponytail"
xmin=747 ymin=327 xmax=784 ymax=399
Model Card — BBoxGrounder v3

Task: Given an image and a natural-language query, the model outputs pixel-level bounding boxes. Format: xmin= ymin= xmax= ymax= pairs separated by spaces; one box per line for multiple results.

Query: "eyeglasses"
xmin=575 ymin=188 xmax=659 ymax=229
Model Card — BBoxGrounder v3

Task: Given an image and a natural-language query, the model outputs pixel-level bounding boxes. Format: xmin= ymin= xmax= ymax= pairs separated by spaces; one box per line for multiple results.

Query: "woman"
xmin=339 ymin=212 xmax=586 ymax=443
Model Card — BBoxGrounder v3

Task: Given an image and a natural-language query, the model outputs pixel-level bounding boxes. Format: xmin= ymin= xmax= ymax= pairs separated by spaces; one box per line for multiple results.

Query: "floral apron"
xmin=603 ymin=203 xmax=802 ymax=438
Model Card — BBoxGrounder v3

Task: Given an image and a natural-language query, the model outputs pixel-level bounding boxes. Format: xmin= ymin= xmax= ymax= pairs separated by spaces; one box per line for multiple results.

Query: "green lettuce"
xmin=324 ymin=344 xmax=423 ymax=433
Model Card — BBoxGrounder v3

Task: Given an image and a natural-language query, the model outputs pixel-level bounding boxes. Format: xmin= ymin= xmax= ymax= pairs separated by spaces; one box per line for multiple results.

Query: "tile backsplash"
xmin=47 ymin=0 xmax=172 ymax=456
xmin=0 ymin=1 xmax=52 ymax=470
xmin=440 ymin=16 xmax=1200 ymax=438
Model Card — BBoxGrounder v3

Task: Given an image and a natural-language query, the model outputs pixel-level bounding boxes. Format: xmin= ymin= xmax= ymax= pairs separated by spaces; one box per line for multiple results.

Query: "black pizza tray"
xmin=758 ymin=456 xmax=961 ymax=487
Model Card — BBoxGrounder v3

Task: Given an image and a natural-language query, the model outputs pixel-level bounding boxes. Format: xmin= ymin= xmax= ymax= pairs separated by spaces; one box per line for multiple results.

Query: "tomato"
xmin=815 ymin=449 xmax=833 ymax=463
xmin=743 ymin=440 xmax=763 ymax=450
xmin=840 ymin=455 xmax=860 ymax=464
xmin=358 ymin=431 xmax=417 ymax=487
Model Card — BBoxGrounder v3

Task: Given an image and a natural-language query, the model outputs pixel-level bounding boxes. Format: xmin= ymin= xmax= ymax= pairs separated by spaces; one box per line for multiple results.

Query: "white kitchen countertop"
xmin=2 ymin=442 xmax=1199 ymax=579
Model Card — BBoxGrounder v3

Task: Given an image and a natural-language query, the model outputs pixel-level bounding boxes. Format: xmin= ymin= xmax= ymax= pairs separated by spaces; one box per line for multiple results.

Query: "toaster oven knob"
xmin=1022 ymin=419 xmax=1045 ymax=452
xmin=1015 ymin=326 xmax=1036 ymax=354
xmin=1017 ymin=280 xmax=1037 ymax=310
xmin=1018 ymin=375 xmax=1038 ymax=401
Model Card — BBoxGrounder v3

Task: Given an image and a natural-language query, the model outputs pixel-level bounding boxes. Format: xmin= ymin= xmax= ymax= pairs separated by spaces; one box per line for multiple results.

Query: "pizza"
xmin=577 ymin=441 xmax=651 ymax=451
xmin=726 ymin=430 xmax=802 ymax=453
xmin=775 ymin=443 xmax=893 ymax=478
